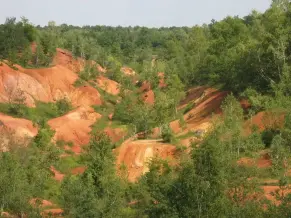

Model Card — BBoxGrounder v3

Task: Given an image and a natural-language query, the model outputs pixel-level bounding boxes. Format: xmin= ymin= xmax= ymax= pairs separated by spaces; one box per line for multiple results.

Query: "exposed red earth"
xmin=0 ymin=49 xmax=102 ymax=108
xmin=0 ymin=113 xmax=38 ymax=151
xmin=115 ymin=139 xmax=176 ymax=182
xmin=71 ymin=166 xmax=87 ymax=175
xmin=1 ymin=45 xmax=288 ymax=215
xmin=50 ymin=166 xmax=65 ymax=182
xmin=41 ymin=208 xmax=64 ymax=217
xmin=121 ymin=67 xmax=136 ymax=76
xmin=48 ymin=106 xmax=102 ymax=154
xmin=30 ymin=198 xmax=54 ymax=208
xmin=96 ymin=75 xmax=120 ymax=95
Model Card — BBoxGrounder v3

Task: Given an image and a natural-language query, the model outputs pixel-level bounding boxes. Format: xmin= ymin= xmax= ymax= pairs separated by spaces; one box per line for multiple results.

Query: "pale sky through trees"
xmin=1 ymin=0 xmax=271 ymax=27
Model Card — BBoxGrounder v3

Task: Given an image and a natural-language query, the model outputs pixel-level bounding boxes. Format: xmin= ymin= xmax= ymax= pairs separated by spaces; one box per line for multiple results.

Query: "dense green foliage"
xmin=0 ymin=98 xmax=72 ymax=127
xmin=2 ymin=1 xmax=291 ymax=217
xmin=0 ymin=126 xmax=59 ymax=217
xmin=2 ymin=1 xmax=291 ymax=94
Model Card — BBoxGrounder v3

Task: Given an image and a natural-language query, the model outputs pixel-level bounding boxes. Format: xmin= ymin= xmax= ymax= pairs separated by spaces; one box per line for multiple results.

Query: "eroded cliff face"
xmin=0 ymin=48 xmax=103 ymax=108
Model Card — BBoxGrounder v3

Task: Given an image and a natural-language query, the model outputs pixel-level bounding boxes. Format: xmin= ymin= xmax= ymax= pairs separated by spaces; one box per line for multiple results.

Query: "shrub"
xmin=161 ymin=124 xmax=174 ymax=143
xmin=56 ymin=98 xmax=72 ymax=115
xmin=73 ymin=78 xmax=85 ymax=87
xmin=261 ymin=129 xmax=280 ymax=148
xmin=183 ymin=102 xmax=195 ymax=114
xmin=33 ymin=126 xmax=55 ymax=148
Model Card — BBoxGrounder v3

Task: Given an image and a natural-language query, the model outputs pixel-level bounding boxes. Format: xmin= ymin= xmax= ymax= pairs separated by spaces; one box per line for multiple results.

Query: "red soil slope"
xmin=244 ymin=111 xmax=285 ymax=135
xmin=71 ymin=166 xmax=87 ymax=175
xmin=237 ymin=152 xmax=272 ymax=169
xmin=121 ymin=67 xmax=136 ymax=76
xmin=138 ymin=72 xmax=167 ymax=105
xmin=50 ymin=166 xmax=65 ymax=182
xmin=96 ymin=76 xmax=120 ymax=95
xmin=54 ymin=48 xmax=105 ymax=73
xmin=150 ymin=87 xmax=227 ymax=143
xmin=261 ymin=185 xmax=291 ymax=205
xmin=142 ymin=90 xmax=155 ymax=105
xmin=104 ymin=127 xmax=127 ymax=143
xmin=0 ymin=49 xmax=102 ymax=107
xmin=30 ymin=198 xmax=54 ymax=208
xmin=151 ymin=87 xmax=227 ymax=139
xmin=48 ymin=106 xmax=102 ymax=154
xmin=42 ymin=208 xmax=64 ymax=217
xmin=115 ymin=139 xmax=176 ymax=182
xmin=0 ymin=113 xmax=38 ymax=151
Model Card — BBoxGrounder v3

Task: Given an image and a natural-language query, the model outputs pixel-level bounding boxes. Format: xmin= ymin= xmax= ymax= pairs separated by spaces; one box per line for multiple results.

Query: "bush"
xmin=161 ymin=124 xmax=174 ymax=143
xmin=73 ymin=78 xmax=85 ymax=87
xmin=261 ymin=129 xmax=280 ymax=148
xmin=56 ymin=98 xmax=72 ymax=115
xmin=183 ymin=102 xmax=195 ymax=114
xmin=33 ymin=126 xmax=55 ymax=148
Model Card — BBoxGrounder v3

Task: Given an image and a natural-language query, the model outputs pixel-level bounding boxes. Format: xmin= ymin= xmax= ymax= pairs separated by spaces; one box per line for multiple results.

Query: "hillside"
xmin=1 ymin=2 xmax=291 ymax=217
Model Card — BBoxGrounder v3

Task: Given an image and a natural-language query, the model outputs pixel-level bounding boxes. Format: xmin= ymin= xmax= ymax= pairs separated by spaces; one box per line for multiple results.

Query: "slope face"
xmin=0 ymin=113 xmax=38 ymax=151
xmin=96 ymin=76 xmax=120 ymax=95
xmin=0 ymin=49 xmax=102 ymax=107
xmin=115 ymin=139 xmax=176 ymax=182
xmin=48 ymin=106 xmax=102 ymax=154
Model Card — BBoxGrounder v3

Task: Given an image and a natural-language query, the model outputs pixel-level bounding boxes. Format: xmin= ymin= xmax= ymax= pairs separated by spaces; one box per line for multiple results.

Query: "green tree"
xmin=61 ymin=133 xmax=133 ymax=217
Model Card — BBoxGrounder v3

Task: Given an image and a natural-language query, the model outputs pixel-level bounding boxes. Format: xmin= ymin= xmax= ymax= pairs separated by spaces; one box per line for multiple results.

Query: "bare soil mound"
xmin=71 ymin=166 xmax=87 ymax=175
xmin=158 ymin=72 xmax=166 ymax=88
xmin=121 ymin=67 xmax=136 ymax=76
xmin=183 ymin=89 xmax=228 ymax=124
xmin=42 ymin=208 xmax=64 ymax=217
xmin=96 ymin=76 xmax=120 ymax=95
xmin=237 ymin=152 xmax=272 ymax=169
xmin=261 ymin=185 xmax=291 ymax=205
xmin=0 ymin=113 xmax=38 ymax=151
xmin=0 ymin=113 xmax=37 ymax=138
xmin=115 ymin=139 xmax=176 ymax=182
xmin=30 ymin=198 xmax=54 ymax=208
xmin=140 ymin=81 xmax=151 ymax=92
xmin=50 ymin=166 xmax=65 ymax=182
xmin=104 ymin=127 xmax=127 ymax=143
xmin=0 ymin=62 xmax=102 ymax=107
xmin=244 ymin=111 xmax=285 ymax=135
xmin=138 ymin=72 xmax=166 ymax=105
xmin=142 ymin=90 xmax=155 ymax=105
xmin=53 ymin=48 xmax=84 ymax=72
xmin=174 ymin=89 xmax=228 ymax=137
xmin=151 ymin=88 xmax=226 ymax=140
xmin=1 ymin=212 xmax=12 ymax=217
xmin=54 ymin=48 xmax=105 ymax=73
xmin=179 ymin=86 xmax=209 ymax=109
xmin=48 ymin=106 xmax=102 ymax=154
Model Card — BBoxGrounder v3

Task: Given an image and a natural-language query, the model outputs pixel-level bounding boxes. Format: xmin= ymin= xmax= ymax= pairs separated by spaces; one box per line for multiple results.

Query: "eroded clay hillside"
xmin=0 ymin=47 xmax=289 ymax=216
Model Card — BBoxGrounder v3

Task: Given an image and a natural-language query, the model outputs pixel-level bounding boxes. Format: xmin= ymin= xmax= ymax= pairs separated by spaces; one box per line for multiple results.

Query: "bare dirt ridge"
xmin=0 ymin=113 xmax=38 ymax=151
xmin=116 ymin=87 xmax=230 ymax=182
xmin=115 ymin=139 xmax=176 ymax=182
xmin=0 ymin=49 xmax=102 ymax=108
xmin=48 ymin=106 xmax=102 ymax=154
xmin=1 ymin=46 xmax=285 ymax=211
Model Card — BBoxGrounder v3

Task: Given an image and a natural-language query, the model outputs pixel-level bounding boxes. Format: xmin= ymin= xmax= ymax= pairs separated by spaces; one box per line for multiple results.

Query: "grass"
xmin=0 ymin=100 xmax=73 ymax=126
xmin=181 ymin=102 xmax=195 ymax=114
xmin=0 ymin=102 xmax=57 ymax=123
